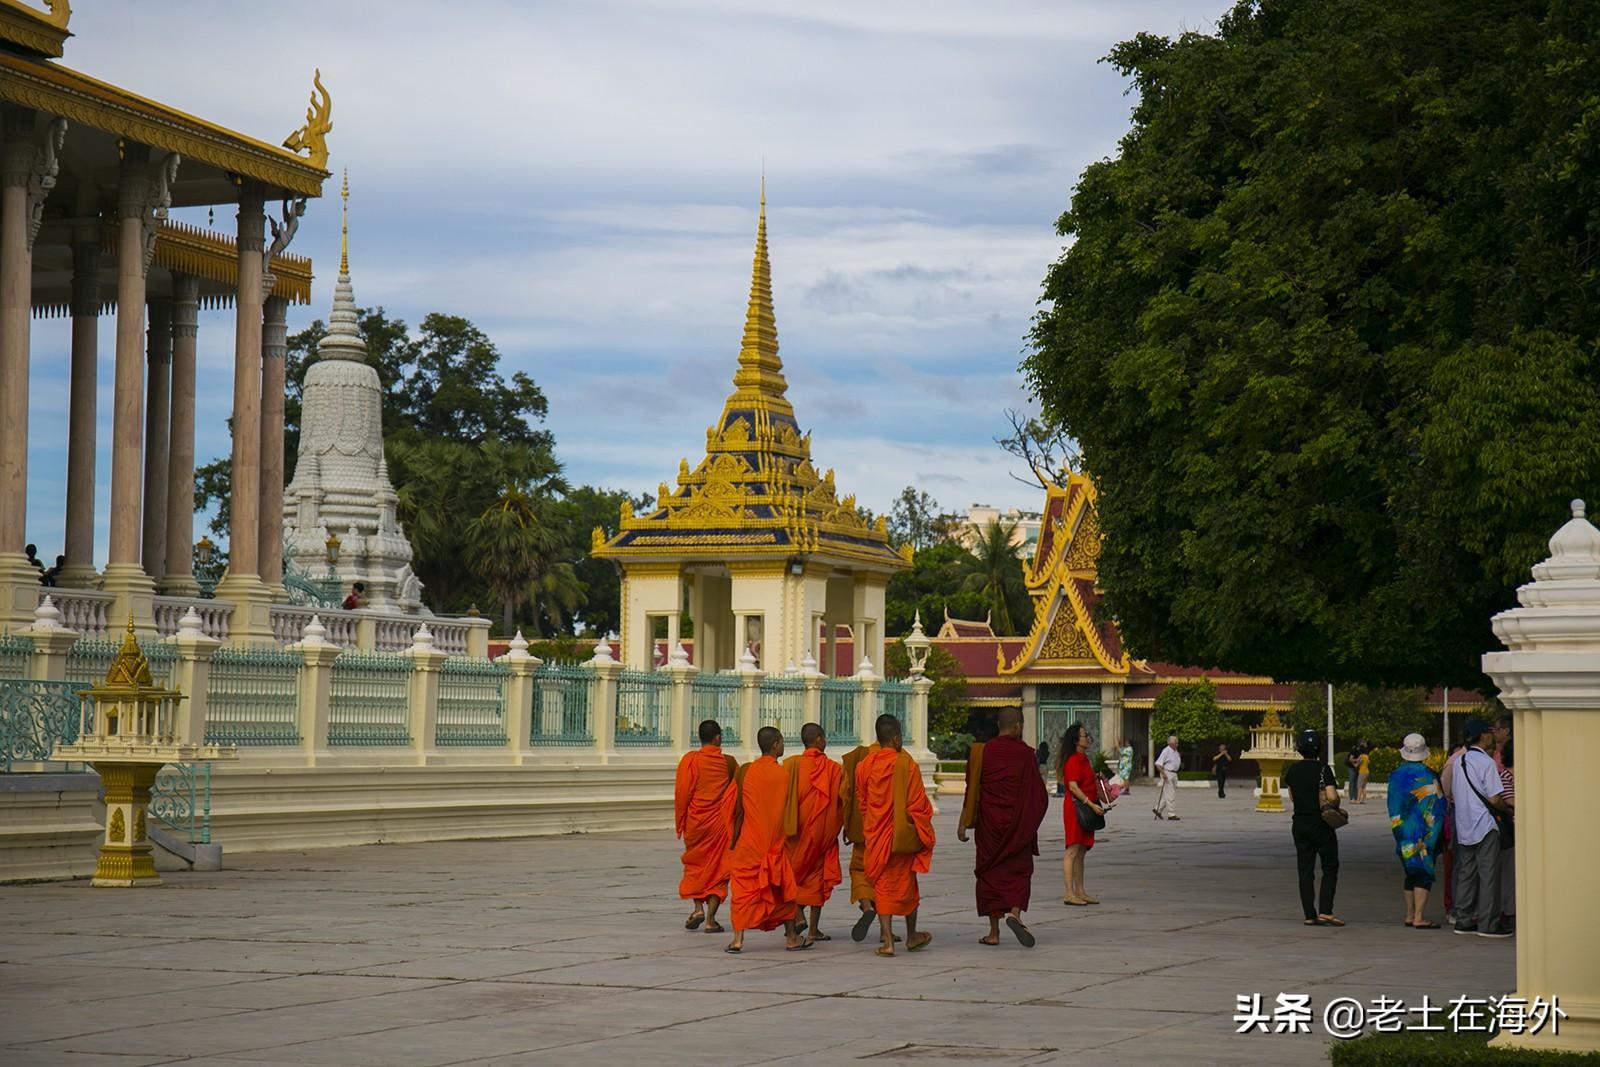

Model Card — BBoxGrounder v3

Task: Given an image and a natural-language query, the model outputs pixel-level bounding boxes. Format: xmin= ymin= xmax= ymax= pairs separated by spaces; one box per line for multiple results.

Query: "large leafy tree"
xmin=553 ymin=486 xmax=654 ymax=636
xmin=1027 ymin=0 xmax=1600 ymax=689
xmin=886 ymin=487 xmax=961 ymax=551
xmin=1152 ymin=680 xmax=1245 ymax=747
xmin=1286 ymin=683 xmax=1432 ymax=751
xmin=884 ymin=639 xmax=968 ymax=738
xmin=884 ymin=541 xmax=989 ymax=637
xmin=961 ymin=519 xmax=1027 ymax=636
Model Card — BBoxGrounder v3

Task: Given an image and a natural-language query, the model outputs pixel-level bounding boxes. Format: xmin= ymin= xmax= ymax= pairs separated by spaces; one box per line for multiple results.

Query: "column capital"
xmin=236 ymin=183 xmax=266 ymax=253
xmin=119 ymin=145 xmax=179 ymax=277
xmin=0 ymin=106 xmax=35 ymax=188
xmin=262 ymin=295 xmax=288 ymax=360
xmin=170 ymin=272 xmax=199 ymax=337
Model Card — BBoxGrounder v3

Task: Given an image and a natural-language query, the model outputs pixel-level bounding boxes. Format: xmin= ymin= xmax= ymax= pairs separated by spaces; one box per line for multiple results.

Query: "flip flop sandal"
xmin=1063 ymin=898 xmax=1088 ymax=906
xmin=979 ymin=936 xmax=1000 ymax=946
xmin=794 ymin=918 xmax=807 ymax=936
xmin=724 ymin=945 xmax=742 ymax=954
xmin=786 ymin=941 xmax=811 ymax=952
xmin=704 ymin=921 xmax=725 ymax=934
xmin=874 ymin=945 xmax=895 ymax=957
xmin=1304 ymin=918 xmax=1327 ymax=926
xmin=851 ymin=909 xmax=878 ymax=942
xmin=810 ymin=932 xmax=832 ymax=941
xmin=1319 ymin=916 xmax=1346 ymax=927
xmin=907 ymin=933 xmax=933 ymax=952
xmin=1006 ymin=916 xmax=1036 ymax=948
xmin=1413 ymin=921 xmax=1441 ymax=930
xmin=685 ymin=913 xmax=705 ymax=930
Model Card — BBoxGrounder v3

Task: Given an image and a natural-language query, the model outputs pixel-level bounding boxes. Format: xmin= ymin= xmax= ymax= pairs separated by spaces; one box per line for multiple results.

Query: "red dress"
xmin=1061 ymin=751 xmax=1099 ymax=849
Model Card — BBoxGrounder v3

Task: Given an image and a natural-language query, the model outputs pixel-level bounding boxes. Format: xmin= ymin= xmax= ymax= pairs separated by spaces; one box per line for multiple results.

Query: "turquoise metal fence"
xmin=690 ymin=673 xmax=741 ymax=746
xmin=821 ymin=678 xmax=860 ymax=747
xmin=0 ymin=678 xmax=82 ymax=771
xmin=436 ymin=657 xmax=508 ymax=746
xmin=531 ymin=662 xmax=592 ymax=745
xmin=328 ymin=651 xmax=411 ymax=745
xmin=205 ymin=645 xmax=303 ymax=746
xmin=151 ymin=762 xmax=211 ymax=844
xmin=878 ymin=679 xmax=913 ymax=744
xmin=0 ymin=633 xmax=31 ymax=680
xmin=616 ymin=668 xmax=671 ymax=746
xmin=759 ymin=676 xmax=807 ymax=745
xmin=65 ymin=638 xmax=117 ymax=687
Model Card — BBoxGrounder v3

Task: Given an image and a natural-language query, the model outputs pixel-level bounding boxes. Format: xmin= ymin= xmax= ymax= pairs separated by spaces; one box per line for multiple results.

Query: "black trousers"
xmin=1292 ymin=816 xmax=1339 ymax=919
xmin=1217 ymin=773 xmax=1227 ymax=798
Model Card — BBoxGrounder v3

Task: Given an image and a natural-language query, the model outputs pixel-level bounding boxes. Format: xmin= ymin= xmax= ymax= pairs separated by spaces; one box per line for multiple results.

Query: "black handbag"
xmin=1462 ymin=751 xmax=1514 ymax=850
xmin=1075 ymin=776 xmax=1107 ymax=832
xmin=1318 ymin=764 xmax=1349 ymax=829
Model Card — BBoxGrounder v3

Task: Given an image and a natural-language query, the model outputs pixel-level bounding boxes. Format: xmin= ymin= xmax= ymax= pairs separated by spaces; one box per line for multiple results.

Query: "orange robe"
xmin=839 ymin=744 xmax=878 ymax=904
xmin=783 ymin=748 xmax=844 ymax=907
xmin=674 ymin=745 xmax=736 ymax=901
xmin=724 ymin=755 xmax=799 ymax=931
xmin=856 ymin=747 xmax=936 ymax=917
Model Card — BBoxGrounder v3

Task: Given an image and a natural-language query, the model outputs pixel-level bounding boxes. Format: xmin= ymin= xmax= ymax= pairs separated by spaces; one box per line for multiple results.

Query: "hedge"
xmin=1329 ymin=1031 xmax=1600 ymax=1066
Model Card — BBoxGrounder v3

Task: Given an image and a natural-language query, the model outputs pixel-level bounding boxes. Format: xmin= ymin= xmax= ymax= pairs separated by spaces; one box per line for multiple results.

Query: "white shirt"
xmin=1453 ymin=747 xmax=1503 ymax=847
xmin=1155 ymin=746 xmax=1182 ymax=777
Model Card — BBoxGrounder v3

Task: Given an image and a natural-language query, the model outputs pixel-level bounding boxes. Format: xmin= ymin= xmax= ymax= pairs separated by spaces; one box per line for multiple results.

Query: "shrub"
xmin=930 ymin=731 xmax=975 ymax=761
xmin=1329 ymin=1030 xmax=1600 ymax=1066
xmin=1367 ymin=747 xmax=1401 ymax=779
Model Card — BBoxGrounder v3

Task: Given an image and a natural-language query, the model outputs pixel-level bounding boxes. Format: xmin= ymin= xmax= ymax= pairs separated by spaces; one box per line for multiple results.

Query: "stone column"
xmin=1482 ymin=500 xmax=1600 ymax=1054
xmin=159 ymin=274 xmax=200 ymax=596
xmin=407 ymin=624 xmax=446 ymax=766
xmin=258 ymin=295 xmax=288 ymax=598
xmin=102 ymin=145 xmax=170 ymax=633
xmin=664 ymin=647 xmax=698 ymax=751
xmin=214 ymin=185 xmax=273 ymax=642
xmin=500 ymin=632 xmax=541 ymax=763
xmin=59 ymin=214 xmax=101 ymax=590
xmin=290 ymin=617 xmax=338 ymax=767
xmin=140 ymin=298 xmax=172 ymax=583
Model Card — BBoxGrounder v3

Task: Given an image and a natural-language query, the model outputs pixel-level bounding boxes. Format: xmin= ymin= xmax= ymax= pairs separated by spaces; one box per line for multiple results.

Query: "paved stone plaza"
xmin=1 ymin=789 xmax=1512 ymax=1066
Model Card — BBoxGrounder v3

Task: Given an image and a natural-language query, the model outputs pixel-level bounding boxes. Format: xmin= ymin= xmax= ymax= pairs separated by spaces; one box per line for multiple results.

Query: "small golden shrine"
xmin=52 ymin=619 xmax=235 ymax=887
xmin=1242 ymin=708 xmax=1295 ymax=813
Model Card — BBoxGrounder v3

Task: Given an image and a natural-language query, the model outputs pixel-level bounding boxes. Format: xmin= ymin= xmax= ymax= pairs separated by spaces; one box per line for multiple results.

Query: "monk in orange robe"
xmin=856 ymin=714 xmax=936 ymax=955
xmin=674 ymin=719 xmax=737 ymax=933
xmin=723 ymin=725 xmax=804 ymax=953
xmin=839 ymin=733 xmax=886 ymax=943
xmin=783 ymin=722 xmax=843 ymax=946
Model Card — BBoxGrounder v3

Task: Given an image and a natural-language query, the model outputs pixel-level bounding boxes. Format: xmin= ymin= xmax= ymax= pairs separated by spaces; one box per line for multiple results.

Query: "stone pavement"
xmin=0 ymin=788 xmax=1513 ymax=1066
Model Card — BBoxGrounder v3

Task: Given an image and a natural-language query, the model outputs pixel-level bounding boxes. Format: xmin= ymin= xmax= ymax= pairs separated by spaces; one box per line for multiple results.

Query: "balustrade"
xmin=40 ymin=588 xmax=112 ymax=637
xmin=153 ymin=596 xmax=231 ymax=640
xmin=531 ymin=662 xmax=592 ymax=745
xmin=436 ymin=657 xmax=508 ymax=746
xmin=690 ymin=673 xmax=742 ymax=746
xmin=204 ymin=646 xmax=302 ymax=746
xmin=328 ymin=651 xmax=411 ymax=746
xmin=616 ymin=668 xmax=671 ymax=746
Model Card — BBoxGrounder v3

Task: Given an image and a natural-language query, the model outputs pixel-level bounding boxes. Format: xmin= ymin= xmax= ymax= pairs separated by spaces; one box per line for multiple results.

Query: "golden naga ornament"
xmin=283 ymin=69 xmax=333 ymax=170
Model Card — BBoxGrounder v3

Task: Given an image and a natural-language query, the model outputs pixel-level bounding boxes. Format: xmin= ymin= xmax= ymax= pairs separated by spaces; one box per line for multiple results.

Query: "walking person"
xmin=1060 ymin=723 xmax=1106 ymax=906
xmin=1117 ymin=741 xmax=1134 ymax=795
xmin=1451 ymin=718 xmax=1512 ymax=938
xmin=1211 ymin=742 xmax=1231 ymax=799
xmin=1285 ymin=728 xmax=1344 ymax=926
xmin=1439 ymin=739 xmax=1467 ymax=923
xmin=958 ymin=709 xmax=1048 ymax=946
xmin=1388 ymin=733 xmax=1445 ymax=928
xmin=1354 ymin=742 xmax=1371 ymax=804
xmin=1153 ymin=735 xmax=1181 ymax=820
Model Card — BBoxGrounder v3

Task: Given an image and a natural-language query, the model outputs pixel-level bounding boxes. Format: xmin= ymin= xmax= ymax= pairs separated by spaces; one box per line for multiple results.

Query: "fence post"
xmin=908 ymin=675 xmax=934 ymax=760
xmin=24 ymin=596 xmax=77 ymax=680
xmin=466 ymin=618 xmax=491 ymax=659
xmin=588 ymin=638 xmax=621 ymax=760
xmin=291 ymin=615 xmax=338 ymax=766
xmin=800 ymin=651 xmax=823 ymax=730
xmin=501 ymin=630 xmax=540 ymax=762
xmin=169 ymin=608 xmax=222 ymax=747
xmin=665 ymin=642 xmax=698 ymax=750
xmin=354 ymin=612 xmax=377 ymax=653
xmin=407 ymin=624 xmax=446 ymax=764
xmin=856 ymin=653 xmax=881 ymax=750
xmin=736 ymin=646 xmax=763 ymax=759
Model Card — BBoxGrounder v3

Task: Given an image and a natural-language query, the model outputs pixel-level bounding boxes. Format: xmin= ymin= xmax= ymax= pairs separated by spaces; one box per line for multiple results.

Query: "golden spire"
xmin=730 ymin=177 xmax=790 ymax=410
xmin=339 ymin=168 xmax=349 ymax=275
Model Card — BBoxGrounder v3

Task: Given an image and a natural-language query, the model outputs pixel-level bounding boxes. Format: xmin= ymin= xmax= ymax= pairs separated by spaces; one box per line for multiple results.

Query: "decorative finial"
xmin=282 ymin=69 xmax=333 ymax=170
xmin=1574 ymin=499 xmax=1586 ymax=520
xmin=592 ymin=637 xmax=615 ymax=665
xmin=409 ymin=623 xmax=435 ymax=653
xmin=177 ymin=607 xmax=205 ymax=640
xmin=729 ymin=176 xmax=788 ymax=406
xmin=339 ymin=168 xmax=349 ymax=274
xmin=31 ymin=594 xmax=64 ymax=632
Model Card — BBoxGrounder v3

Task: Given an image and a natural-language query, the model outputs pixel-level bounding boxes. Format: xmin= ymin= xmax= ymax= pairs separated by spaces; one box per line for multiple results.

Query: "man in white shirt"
xmin=1153 ymin=736 xmax=1182 ymax=821
xmin=1452 ymin=718 xmax=1511 ymax=938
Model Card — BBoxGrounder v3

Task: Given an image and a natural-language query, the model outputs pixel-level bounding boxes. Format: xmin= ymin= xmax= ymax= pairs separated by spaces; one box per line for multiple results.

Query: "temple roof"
xmin=595 ymin=188 xmax=908 ymax=574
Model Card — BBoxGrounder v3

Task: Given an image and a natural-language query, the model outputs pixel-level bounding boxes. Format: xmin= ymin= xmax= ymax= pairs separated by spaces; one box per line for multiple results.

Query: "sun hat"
xmin=1400 ymin=733 xmax=1429 ymax=762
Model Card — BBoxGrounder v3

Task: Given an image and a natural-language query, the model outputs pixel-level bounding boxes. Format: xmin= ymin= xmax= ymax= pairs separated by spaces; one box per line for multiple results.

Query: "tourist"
xmin=1153 ymin=735 xmax=1182 ymax=820
xmin=1061 ymin=722 xmax=1105 ymax=906
xmin=674 ymin=719 xmax=736 ymax=934
xmin=958 ymin=708 xmax=1047 ymax=946
xmin=40 ymin=553 xmax=64 ymax=587
xmin=1388 ymin=733 xmax=1445 ymax=928
xmin=1211 ymin=742 xmax=1231 ymax=799
xmin=1451 ymin=717 xmax=1511 ymax=938
xmin=856 ymin=715 xmax=935 ymax=956
xmin=782 ymin=722 xmax=843 ymax=947
xmin=24 ymin=543 xmax=44 ymax=576
xmin=1285 ymin=728 xmax=1344 ymax=926
xmin=839 ymin=728 xmax=884 ymax=943
xmin=1497 ymin=736 xmax=1515 ymax=933
xmin=723 ymin=726 xmax=803 ymax=953
xmin=341 ymin=580 xmax=367 ymax=610
xmin=1439 ymin=738 xmax=1468 ymax=923
xmin=1117 ymin=740 xmax=1134 ymax=794
xmin=1492 ymin=714 xmax=1512 ymax=772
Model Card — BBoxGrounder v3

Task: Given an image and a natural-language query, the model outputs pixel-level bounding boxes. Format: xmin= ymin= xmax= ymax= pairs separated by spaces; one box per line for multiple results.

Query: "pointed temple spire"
xmin=729 ymin=178 xmax=790 ymax=412
xmin=319 ymin=168 xmax=365 ymax=362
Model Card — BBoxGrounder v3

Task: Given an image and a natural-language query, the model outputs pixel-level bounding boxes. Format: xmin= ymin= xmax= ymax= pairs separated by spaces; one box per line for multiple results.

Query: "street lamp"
xmin=194 ymin=536 xmax=217 ymax=598
xmin=904 ymin=608 xmax=931 ymax=677
xmin=320 ymin=531 xmax=342 ymax=604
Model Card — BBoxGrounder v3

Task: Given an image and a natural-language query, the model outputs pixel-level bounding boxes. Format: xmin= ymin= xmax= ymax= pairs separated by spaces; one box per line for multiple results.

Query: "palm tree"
xmin=962 ymin=518 xmax=1024 ymax=636
xmin=466 ymin=441 xmax=574 ymax=634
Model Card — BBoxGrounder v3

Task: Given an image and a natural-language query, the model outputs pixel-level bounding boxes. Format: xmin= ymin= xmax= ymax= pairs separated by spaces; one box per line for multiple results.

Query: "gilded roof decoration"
xmin=0 ymin=0 xmax=70 ymax=57
xmin=595 ymin=187 xmax=905 ymax=573
xmin=282 ymin=69 xmax=332 ymax=171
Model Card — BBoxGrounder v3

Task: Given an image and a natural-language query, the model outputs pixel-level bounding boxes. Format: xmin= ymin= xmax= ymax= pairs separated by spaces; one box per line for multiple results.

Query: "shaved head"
xmin=997 ymin=708 xmax=1023 ymax=736
xmin=757 ymin=725 xmax=783 ymax=756
xmin=697 ymin=719 xmax=722 ymax=744
xmin=800 ymin=722 xmax=825 ymax=749
xmin=875 ymin=715 xmax=903 ymax=747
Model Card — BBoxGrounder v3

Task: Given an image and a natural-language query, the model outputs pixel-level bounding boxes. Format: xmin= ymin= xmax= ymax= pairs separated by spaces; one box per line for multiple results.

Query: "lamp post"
xmin=194 ymin=537 xmax=217 ymax=598
xmin=904 ymin=609 xmax=931 ymax=677
xmin=320 ymin=531 xmax=342 ymax=604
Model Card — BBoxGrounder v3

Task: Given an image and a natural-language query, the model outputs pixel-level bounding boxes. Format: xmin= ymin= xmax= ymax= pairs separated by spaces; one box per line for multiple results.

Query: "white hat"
xmin=1400 ymin=733 xmax=1429 ymax=762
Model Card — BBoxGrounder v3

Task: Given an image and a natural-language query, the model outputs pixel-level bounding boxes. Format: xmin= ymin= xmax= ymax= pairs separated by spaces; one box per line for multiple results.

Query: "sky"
xmin=23 ymin=0 xmax=1225 ymax=564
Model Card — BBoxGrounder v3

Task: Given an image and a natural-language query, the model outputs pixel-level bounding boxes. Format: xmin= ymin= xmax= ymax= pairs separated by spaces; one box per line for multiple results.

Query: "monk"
xmin=723 ymin=725 xmax=804 ymax=953
xmin=783 ymin=722 xmax=843 ymax=946
xmin=958 ymin=707 xmax=1048 ymax=947
xmin=839 ymin=718 xmax=888 ymax=943
xmin=856 ymin=714 xmax=935 ymax=956
xmin=674 ymin=719 xmax=737 ymax=933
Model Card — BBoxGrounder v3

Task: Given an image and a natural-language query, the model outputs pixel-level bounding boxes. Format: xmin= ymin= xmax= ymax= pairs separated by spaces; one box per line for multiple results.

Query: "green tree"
xmin=1026 ymin=1 xmax=1600 ymax=689
xmin=1286 ymin=683 xmax=1431 ymax=751
xmin=554 ymin=485 xmax=655 ymax=636
xmin=961 ymin=519 xmax=1028 ymax=636
xmin=887 ymin=487 xmax=960 ymax=551
xmin=1151 ymin=680 xmax=1245 ymax=746
xmin=884 ymin=541 xmax=988 ymax=636
xmin=884 ymin=639 xmax=967 ymax=736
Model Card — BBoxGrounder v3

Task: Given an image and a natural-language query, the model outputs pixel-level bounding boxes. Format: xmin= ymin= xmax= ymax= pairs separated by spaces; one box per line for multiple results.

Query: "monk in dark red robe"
xmin=723 ymin=726 xmax=803 ymax=953
xmin=674 ymin=719 xmax=737 ymax=933
xmin=958 ymin=707 xmax=1048 ymax=947
xmin=783 ymin=722 xmax=843 ymax=945
xmin=857 ymin=714 xmax=935 ymax=956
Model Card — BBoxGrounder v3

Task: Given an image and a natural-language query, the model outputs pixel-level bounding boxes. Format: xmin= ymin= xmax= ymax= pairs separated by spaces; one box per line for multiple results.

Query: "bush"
xmin=1367 ymin=747 xmax=1401 ymax=780
xmin=1329 ymin=1030 xmax=1600 ymax=1066
xmin=929 ymin=731 xmax=974 ymax=761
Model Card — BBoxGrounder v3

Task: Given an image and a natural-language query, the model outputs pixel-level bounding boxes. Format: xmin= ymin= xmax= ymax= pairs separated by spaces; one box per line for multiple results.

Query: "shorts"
xmin=1403 ymin=870 xmax=1434 ymax=892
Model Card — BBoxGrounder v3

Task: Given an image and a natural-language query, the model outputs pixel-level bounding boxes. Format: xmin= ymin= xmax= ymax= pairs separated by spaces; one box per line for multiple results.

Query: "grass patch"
xmin=1329 ymin=1031 xmax=1599 ymax=1066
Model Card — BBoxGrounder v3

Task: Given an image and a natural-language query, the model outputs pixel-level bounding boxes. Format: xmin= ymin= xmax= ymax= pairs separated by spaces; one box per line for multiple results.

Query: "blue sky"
xmin=24 ymin=0 xmax=1225 ymax=563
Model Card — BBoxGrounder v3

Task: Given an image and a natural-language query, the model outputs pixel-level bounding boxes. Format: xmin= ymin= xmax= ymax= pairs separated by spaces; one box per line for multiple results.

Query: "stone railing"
xmin=267 ymin=604 xmax=486 ymax=657
xmin=38 ymin=588 xmax=113 ymax=637
xmin=154 ymin=596 xmax=232 ymax=641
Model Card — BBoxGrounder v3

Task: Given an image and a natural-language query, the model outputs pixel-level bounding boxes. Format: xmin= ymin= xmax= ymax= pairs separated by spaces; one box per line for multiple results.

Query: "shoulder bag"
xmin=1318 ymin=764 xmax=1349 ymax=830
xmin=1074 ymin=764 xmax=1107 ymax=832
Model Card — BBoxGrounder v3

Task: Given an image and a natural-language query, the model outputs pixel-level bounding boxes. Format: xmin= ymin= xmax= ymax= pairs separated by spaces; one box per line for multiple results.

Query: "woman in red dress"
xmin=1061 ymin=722 xmax=1105 ymax=905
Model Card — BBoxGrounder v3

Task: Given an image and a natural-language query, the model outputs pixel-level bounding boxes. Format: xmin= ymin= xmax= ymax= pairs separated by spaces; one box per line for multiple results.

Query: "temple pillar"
xmin=140 ymin=299 xmax=172 ymax=583
xmin=214 ymin=184 xmax=273 ymax=643
xmin=258 ymin=294 xmax=288 ymax=599
xmin=159 ymin=275 xmax=200 ymax=596
xmin=59 ymin=211 xmax=101 ymax=590
xmin=102 ymin=145 xmax=168 ymax=633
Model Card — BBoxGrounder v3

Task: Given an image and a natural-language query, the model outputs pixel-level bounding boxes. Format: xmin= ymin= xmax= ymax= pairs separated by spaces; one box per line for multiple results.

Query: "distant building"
xmin=956 ymin=504 xmax=1042 ymax=552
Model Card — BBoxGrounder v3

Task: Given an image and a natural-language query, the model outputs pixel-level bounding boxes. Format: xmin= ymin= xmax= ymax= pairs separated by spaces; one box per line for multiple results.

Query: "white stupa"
xmin=282 ymin=173 xmax=422 ymax=614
